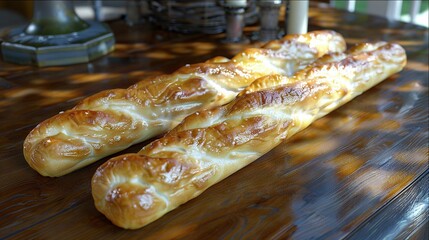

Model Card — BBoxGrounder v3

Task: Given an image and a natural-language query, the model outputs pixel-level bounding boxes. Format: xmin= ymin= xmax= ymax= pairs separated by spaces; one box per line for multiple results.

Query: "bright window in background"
xmin=333 ymin=0 xmax=429 ymax=27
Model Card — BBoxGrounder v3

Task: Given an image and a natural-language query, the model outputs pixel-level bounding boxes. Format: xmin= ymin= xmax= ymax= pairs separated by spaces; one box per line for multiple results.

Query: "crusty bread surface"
xmin=92 ymin=42 xmax=407 ymax=229
xmin=23 ymin=31 xmax=346 ymax=177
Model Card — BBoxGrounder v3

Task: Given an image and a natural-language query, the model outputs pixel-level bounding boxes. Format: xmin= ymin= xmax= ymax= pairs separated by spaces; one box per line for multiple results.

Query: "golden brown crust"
xmin=92 ymin=42 xmax=406 ymax=229
xmin=24 ymin=31 xmax=346 ymax=177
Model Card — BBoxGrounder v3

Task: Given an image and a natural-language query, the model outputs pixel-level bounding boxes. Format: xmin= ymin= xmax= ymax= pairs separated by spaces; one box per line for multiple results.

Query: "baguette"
xmin=91 ymin=42 xmax=406 ymax=229
xmin=23 ymin=31 xmax=346 ymax=177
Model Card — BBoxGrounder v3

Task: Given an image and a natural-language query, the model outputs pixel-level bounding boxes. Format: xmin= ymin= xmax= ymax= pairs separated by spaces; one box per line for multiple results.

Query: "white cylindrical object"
xmin=347 ymin=0 xmax=356 ymax=12
xmin=225 ymin=0 xmax=247 ymax=7
xmin=410 ymin=0 xmax=421 ymax=24
xmin=287 ymin=0 xmax=309 ymax=34
xmin=386 ymin=0 xmax=402 ymax=21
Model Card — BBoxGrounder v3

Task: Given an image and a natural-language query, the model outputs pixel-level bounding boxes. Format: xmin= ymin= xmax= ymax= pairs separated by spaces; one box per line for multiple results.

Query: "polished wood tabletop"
xmin=1 ymin=4 xmax=428 ymax=239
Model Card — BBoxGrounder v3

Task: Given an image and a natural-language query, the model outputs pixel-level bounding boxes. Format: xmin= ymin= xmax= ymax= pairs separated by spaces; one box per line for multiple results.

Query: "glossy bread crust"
xmin=92 ymin=42 xmax=406 ymax=229
xmin=23 ymin=31 xmax=346 ymax=177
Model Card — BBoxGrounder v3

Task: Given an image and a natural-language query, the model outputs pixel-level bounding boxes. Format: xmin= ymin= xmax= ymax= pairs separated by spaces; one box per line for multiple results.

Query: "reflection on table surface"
xmin=0 ymin=4 xmax=428 ymax=240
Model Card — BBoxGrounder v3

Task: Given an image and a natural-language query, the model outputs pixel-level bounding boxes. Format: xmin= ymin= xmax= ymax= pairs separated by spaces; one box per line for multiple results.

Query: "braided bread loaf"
xmin=23 ymin=31 xmax=346 ymax=177
xmin=91 ymin=42 xmax=406 ymax=229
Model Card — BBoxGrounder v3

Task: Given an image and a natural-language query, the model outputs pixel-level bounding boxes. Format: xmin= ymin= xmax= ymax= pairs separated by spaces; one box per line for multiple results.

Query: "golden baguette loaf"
xmin=91 ymin=42 xmax=406 ymax=229
xmin=23 ymin=31 xmax=346 ymax=177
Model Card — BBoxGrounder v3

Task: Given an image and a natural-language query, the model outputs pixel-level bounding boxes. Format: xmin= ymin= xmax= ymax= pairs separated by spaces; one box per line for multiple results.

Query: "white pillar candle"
xmin=225 ymin=0 xmax=247 ymax=8
xmin=287 ymin=0 xmax=309 ymax=34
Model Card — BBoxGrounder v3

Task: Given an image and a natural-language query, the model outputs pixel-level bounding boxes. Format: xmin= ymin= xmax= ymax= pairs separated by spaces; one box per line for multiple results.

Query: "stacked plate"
xmin=149 ymin=0 xmax=259 ymax=34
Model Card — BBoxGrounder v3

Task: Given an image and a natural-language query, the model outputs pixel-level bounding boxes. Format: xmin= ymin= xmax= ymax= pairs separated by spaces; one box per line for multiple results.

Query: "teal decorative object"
xmin=1 ymin=0 xmax=115 ymax=67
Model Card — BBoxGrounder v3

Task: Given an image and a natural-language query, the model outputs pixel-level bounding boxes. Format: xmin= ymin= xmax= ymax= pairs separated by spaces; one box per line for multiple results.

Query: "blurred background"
xmin=0 ymin=0 xmax=427 ymax=33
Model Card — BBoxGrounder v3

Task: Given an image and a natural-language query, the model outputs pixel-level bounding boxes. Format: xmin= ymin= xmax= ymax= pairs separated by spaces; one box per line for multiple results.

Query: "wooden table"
xmin=1 ymin=5 xmax=428 ymax=239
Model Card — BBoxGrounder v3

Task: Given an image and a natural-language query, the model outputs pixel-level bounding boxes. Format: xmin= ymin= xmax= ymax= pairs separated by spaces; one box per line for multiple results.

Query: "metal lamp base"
xmin=1 ymin=21 xmax=114 ymax=67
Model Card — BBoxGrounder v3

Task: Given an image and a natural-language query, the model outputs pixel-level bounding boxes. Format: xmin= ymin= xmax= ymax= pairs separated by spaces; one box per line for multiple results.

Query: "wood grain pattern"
xmin=0 ymin=4 xmax=428 ymax=239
